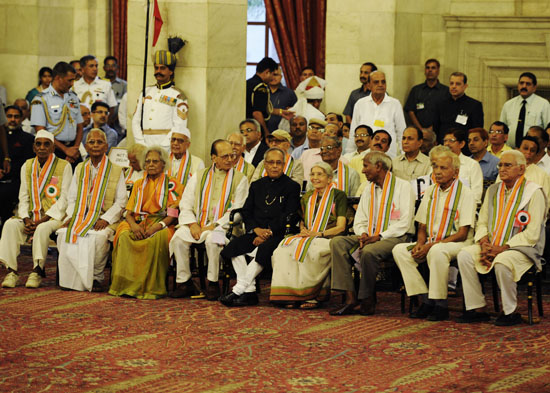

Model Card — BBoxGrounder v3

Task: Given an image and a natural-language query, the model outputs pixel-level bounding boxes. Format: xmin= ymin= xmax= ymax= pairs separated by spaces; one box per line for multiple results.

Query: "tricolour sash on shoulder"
xmin=29 ymin=154 xmax=58 ymax=221
xmin=198 ymin=166 xmax=235 ymax=226
xmin=282 ymin=183 xmax=336 ymax=262
xmin=490 ymin=176 xmax=526 ymax=246
xmin=368 ymin=172 xmax=396 ymax=236
xmin=168 ymin=152 xmax=192 ymax=188
xmin=65 ymin=156 xmax=112 ymax=243
xmin=128 ymin=173 xmax=177 ymax=217
xmin=426 ymin=179 xmax=462 ymax=242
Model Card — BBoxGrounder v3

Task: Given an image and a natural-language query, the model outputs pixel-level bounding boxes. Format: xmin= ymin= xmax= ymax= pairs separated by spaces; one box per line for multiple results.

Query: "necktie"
xmin=515 ymin=99 xmax=527 ymax=148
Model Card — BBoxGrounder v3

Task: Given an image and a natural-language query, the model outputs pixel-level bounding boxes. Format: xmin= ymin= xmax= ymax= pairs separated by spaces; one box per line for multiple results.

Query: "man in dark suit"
xmin=432 ymin=72 xmax=483 ymax=145
xmin=219 ymin=147 xmax=301 ymax=306
xmin=241 ymin=119 xmax=269 ymax=168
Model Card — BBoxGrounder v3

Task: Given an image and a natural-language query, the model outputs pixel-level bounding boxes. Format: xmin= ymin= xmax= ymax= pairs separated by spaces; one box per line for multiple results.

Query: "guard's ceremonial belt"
xmin=143 ymin=129 xmax=171 ymax=135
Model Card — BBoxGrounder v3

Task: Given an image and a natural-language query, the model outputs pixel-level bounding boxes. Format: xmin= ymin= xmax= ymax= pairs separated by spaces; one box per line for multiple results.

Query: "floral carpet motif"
xmin=1 ymin=251 xmax=550 ymax=392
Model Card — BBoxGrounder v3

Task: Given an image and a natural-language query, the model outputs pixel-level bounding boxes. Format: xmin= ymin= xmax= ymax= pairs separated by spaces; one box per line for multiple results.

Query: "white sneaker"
xmin=2 ymin=272 xmax=19 ymax=288
xmin=25 ymin=272 xmax=42 ymax=288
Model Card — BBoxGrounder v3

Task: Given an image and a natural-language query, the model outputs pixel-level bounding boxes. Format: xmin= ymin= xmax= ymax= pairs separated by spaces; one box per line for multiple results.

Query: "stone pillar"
xmin=126 ymin=0 xmax=247 ymax=162
xmin=0 ymin=0 xmax=110 ymax=104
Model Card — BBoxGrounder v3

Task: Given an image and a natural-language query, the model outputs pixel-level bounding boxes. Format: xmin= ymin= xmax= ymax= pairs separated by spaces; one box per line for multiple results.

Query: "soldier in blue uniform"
xmin=30 ymin=62 xmax=84 ymax=166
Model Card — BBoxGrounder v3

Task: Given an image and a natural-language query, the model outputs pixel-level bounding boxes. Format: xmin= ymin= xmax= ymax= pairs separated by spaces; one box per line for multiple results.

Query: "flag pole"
xmin=140 ymin=0 xmax=151 ymax=130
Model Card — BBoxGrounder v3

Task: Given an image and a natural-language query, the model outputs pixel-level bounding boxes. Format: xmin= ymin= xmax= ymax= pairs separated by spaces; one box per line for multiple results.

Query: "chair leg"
xmin=527 ymin=271 xmax=534 ymax=325
xmin=491 ymin=271 xmax=500 ymax=313
xmin=536 ymin=272 xmax=544 ymax=317
xmin=197 ymin=247 xmax=207 ymax=291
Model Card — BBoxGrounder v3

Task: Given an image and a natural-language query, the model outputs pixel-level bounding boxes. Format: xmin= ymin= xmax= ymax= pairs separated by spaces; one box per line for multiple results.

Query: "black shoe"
xmin=494 ymin=312 xmax=522 ymax=326
xmin=427 ymin=305 xmax=449 ymax=321
xmin=219 ymin=292 xmax=241 ymax=307
xmin=92 ymin=280 xmax=105 ymax=292
xmin=359 ymin=297 xmax=375 ymax=316
xmin=206 ymin=281 xmax=221 ymax=301
xmin=456 ymin=310 xmax=491 ymax=323
xmin=233 ymin=292 xmax=259 ymax=306
xmin=169 ymin=281 xmax=197 ymax=298
xmin=410 ymin=302 xmax=434 ymax=319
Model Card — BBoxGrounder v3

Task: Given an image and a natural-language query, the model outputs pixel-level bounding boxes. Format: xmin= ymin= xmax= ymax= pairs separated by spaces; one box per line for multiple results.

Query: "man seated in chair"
xmin=57 ymin=129 xmax=127 ymax=292
xmin=329 ymin=151 xmax=415 ymax=316
xmin=167 ymin=125 xmax=204 ymax=190
xmin=169 ymin=140 xmax=248 ymax=300
xmin=251 ymin=130 xmax=304 ymax=187
xmin=457 ymin=150 xmax=546 ymax=326
xmin=219 ymin=147 xmax=301 ymax=306
xmin=392 ymin=146 xmax=475 ymax=321
xmin=0 ymin=131 xmax=72 ymax=288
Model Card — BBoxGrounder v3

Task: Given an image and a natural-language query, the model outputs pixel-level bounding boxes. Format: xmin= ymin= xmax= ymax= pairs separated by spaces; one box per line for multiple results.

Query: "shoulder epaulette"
xmin=172 ymin=86 xmax=187 ymax=100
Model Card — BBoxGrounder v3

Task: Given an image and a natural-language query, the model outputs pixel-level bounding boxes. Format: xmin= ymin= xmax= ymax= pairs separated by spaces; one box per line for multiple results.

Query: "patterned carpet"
xmin=1 ymin=250 xmax=550 ymax=393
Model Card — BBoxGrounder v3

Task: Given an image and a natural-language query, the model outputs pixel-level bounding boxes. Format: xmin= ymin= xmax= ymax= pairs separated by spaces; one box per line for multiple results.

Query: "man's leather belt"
xmin=143 ymin=129 xmax=170 ymax=135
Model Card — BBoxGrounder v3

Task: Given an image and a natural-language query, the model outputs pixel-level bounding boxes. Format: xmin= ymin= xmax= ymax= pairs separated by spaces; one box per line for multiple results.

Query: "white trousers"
xmin=169 ymin=227 xmax=226 ymax=283
xmin=231 ymin=255 xmax=263 ymax=295
xmin=457 ymin=245 xmax=533 ymax=315
xmin=393 ymin=241 xmax=469 ymax=299
xmin=0 ymin=218 xmax=61 ymax=271
xmin=56 ymin=227 xmax=113 ymax=291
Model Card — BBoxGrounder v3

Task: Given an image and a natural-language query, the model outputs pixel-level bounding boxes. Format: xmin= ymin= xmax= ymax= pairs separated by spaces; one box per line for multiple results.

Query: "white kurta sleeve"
xmin=215 ymin=176 xmax=249 ymax=228
xmin=178 ymin=172 xmax=199 ymax=226
xmin=380 ymin=179 xmax=415 ymax=239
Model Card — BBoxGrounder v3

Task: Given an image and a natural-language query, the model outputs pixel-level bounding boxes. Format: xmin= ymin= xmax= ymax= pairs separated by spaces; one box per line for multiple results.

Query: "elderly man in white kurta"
xmin=0 ymin=131 xmax=72 ymax=288
xmin=169 ymin=140 xmax=248 ymax=300
xmin=347 ymin=71 xmax=406 ymax=158
xmin=167 ymin=125 xmax=204 ymax=190
xmin=132 ymin=50 xmax=189 ymax=151
xmin=57 ymin=129 xmax=127 ymax=292
xmin=457 ymin=150 xmax=546 ymax=326
xmin=393 ymin=147 xmax=475 ymax=321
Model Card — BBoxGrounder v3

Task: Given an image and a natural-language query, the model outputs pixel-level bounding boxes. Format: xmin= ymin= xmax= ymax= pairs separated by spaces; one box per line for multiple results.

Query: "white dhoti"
xmin=56 ymin=227 xmax=113 ymax=291
xmin=0 ymin=218 xmax=61 ymax=271
xmin=169 ymin=226 xmax=227 ymax=283
xmin=393 ymin=240 xmax=471 ymax=299
xmin=457 ymin=245 xmax=533 ymax=315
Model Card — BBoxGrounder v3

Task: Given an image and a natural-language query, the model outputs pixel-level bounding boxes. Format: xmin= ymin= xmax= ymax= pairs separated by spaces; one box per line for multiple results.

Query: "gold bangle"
xmin=4 ymin=157 xmax=11 ymax=161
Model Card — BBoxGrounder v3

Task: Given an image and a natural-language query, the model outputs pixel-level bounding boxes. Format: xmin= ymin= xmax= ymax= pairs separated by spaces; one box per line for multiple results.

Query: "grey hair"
xmin=429 ymin=145 xmax=460 ymax=170
xmin=240 ymin=118 xmax=261 ymax=132
xmin=321 ymin=135 xmax=341 ymax=147
xmin=227 ymin=131 xmax=244 ymax=144
xmin=264 ymin=147 xmax=285 ymax=161
xmin=501 ymin=149 xmax=527 ymax=166
xmin=127 ymin=143 xmax=147 ymax=163
xmin=365 ymin=151 xmax=392 ymax=171
xmin=85 ymin=128 xmax=107 ymax=143
xmin=142 ymin=145 xmax=171 ymax=172
xmin=311 ymin=161 xmax=334 ymax=180
xmin=423 ymin=128 xmax=437 ymax=144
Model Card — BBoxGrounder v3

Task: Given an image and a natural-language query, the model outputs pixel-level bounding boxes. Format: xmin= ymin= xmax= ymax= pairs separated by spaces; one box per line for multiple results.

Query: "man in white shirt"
xmin=348 ymin=71 xmax=406 ymax=158
xmin=526 ymin=126 xmax=550 ymax=175
xmin=500 ymin=72 xmax=550 ymax=148
xmin=329 ymin=151 xmax=415 ymax=316
xmin=393 ymin=146 xmax=475 ymax=321
xmin=72 ymin=55 xmax=117 ymax=118
xmin=442 ymin=129 xmax=483 ymax=205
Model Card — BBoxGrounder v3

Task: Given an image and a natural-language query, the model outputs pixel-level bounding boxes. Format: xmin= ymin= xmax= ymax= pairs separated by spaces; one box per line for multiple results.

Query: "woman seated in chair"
xmin=270 ymin=162 xmax=347 ymax=309
xmin=109 ymin=146 xmax=183 ymax=299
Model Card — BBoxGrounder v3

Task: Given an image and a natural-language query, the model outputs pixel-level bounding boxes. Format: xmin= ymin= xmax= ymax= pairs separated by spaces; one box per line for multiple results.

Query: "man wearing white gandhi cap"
xmin=166 ymin=125 xmax=204 ymax=191
xmin=0 ymin=130 xmax=72 ymax=288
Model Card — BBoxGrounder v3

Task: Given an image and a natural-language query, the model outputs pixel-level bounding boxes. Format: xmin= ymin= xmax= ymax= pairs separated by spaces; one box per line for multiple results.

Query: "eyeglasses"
xmin=320 ymin=145 xmax=337 ymax=152
xmin=356 ymin=133 xmax=370 ymax=138
xmin=144 ymin=159 xmax=162 ymax=165
xmin=497 ymin=162 xmax=519 ymax=168
xmin=240 ymin=128 xmax=256 ymax=134
xmin=218 ymin=153 xmax=237 ymax=160
xmin=309 ymin=127 xmax=324 ymax=132
xmin=489 ymin=130 xmax=505 ymax=135
xmin=443 ymin=138 xmax=458 ymax=144
xmin=170 ymin=137 xmax=188 ymax=144
xmin=265 ymin=160 xmax=284 ymax=166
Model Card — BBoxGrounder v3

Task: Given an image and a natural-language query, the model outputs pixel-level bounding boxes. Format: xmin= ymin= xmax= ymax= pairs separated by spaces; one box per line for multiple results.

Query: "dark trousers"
xmin=221 ymin=233 xmax=283 ymax=268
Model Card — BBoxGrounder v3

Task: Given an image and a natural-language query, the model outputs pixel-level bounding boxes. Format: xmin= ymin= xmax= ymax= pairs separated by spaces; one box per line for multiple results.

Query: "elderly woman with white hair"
xmin=270 ymin=161 xmax=347 ymax=309
xmin=109 ymin=145 xmax=184 ymax=299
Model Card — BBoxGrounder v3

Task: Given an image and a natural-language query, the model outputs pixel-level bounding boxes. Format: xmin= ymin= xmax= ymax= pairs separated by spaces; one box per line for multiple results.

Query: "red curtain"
xmin=265 ymin=0 xmax=326 ymax=90
xmin=112 ymin=0 xmax=128 ymax=80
